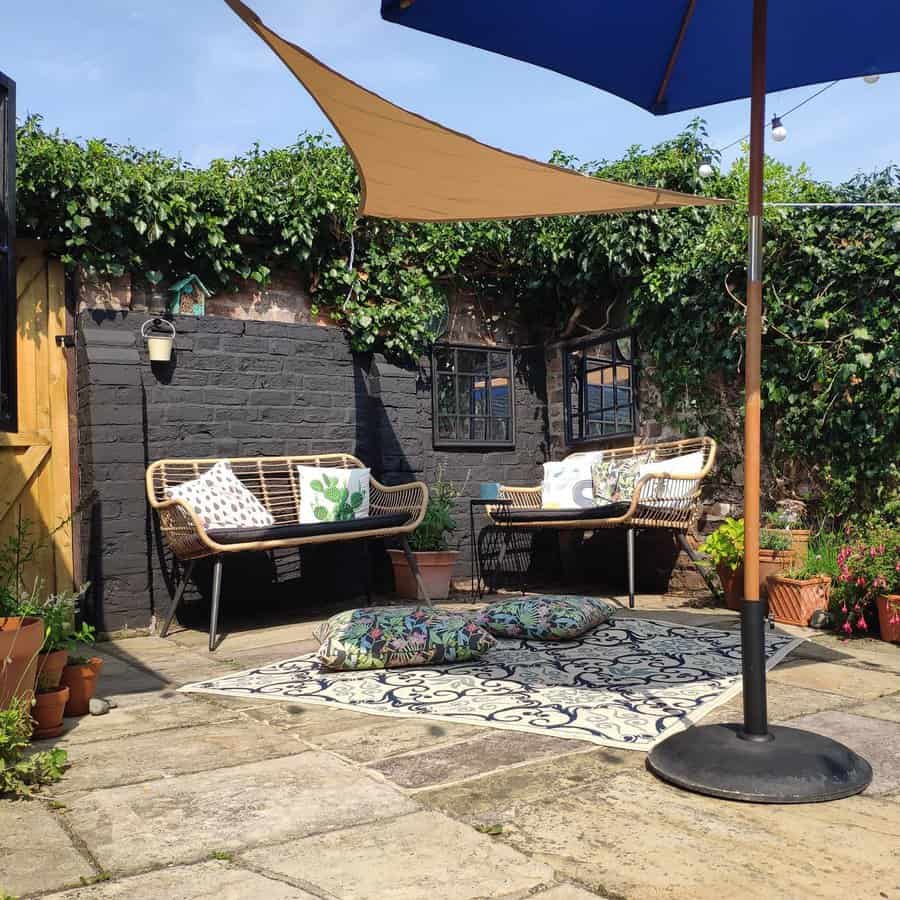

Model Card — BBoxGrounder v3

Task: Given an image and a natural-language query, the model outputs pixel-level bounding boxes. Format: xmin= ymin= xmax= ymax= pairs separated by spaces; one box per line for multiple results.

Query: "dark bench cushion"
xmin=207 ymin=513 xmax=410 ymax=545
xmin=501 ymin=502 xmax=629 ymax=525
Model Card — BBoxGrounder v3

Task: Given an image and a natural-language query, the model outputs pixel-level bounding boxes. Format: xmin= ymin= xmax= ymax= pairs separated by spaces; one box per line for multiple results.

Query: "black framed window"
xmin=0 ymin=72 xmax=16 ymax=433
xmin=432 ymin=345 xmax=514 ymax=448
xmin=564 ymin=329 xmax=638 ymax=444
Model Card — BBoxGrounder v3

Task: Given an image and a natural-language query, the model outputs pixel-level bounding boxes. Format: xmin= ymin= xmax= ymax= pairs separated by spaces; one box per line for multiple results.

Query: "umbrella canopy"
xmin=381 ymin=1 xmax=899 ymax=115
xmin=224 ymin=0 xmax=723 ymax=221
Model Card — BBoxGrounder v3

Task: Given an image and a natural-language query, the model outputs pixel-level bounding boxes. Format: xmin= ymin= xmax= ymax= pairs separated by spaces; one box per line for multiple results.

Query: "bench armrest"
xmin=498 ymin=485 xmax=542 ymax=510
xmin=151 ymin=497 xmax=218 ymax=559
xmin=370 ymin=478 xmax=429 ymax=530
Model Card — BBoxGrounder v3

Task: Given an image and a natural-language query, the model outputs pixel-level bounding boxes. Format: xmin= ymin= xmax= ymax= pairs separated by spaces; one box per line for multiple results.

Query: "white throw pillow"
xmin=637 ymin=450 xmax=706 ymax=506
xmin=297 ymin=465 xmax=370 ymax=523
xmin=165 ymin=460 xmax=274 ymax=530
xmin=541 ymin=458 xmax=595 ymax=509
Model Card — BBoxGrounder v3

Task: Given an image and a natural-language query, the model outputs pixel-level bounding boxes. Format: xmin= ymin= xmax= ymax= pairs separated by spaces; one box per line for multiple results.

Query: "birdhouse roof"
xmin=168 ymin=274 xmax=213 ymax=296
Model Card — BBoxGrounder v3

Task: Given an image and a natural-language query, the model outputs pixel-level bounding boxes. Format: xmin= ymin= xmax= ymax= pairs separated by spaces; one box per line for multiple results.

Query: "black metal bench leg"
xmin=627 ymin=528 xmax=636 ymax=609
xmin=160 ymin=559 xmax=195 ymax=638
xmin=400 ymin=535 xmax=432 ymax=607
xmin=676 ymin=532 xmax=724 ymax=604
xmin=209 ymin=556 xmax=223 ymax=652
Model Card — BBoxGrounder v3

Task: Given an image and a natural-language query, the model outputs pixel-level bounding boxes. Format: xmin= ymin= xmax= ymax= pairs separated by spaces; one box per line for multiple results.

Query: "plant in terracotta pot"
xmin=698 ymin=517 xmax=744 ymax=610
xmin=830 ymin=517 xmax=900 ymax=641
xmin=60 ymin=640 xmax=100 ymax=718
xmin=0 ymin=698 xmax=68 ymax=797
xmin=388 ymin=473 xmax=460 ymax=601
xmin=764 ymin=507 xmax=810 ymax=565
xmin=767 ymin=532 xmax=840 ymax=627
xmin=758 ymin=528 xmax=795 ymax=596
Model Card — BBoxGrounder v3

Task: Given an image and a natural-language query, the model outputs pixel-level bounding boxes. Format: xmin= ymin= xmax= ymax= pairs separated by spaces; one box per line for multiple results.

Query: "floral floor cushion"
xmin=475 ymin=594 xmax=615 ymax=641
xmin=315 ymin=607 xmax=496 ymax=671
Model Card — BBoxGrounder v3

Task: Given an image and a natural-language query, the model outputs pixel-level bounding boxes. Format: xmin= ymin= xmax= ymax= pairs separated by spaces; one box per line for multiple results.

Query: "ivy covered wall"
xmin=17 ymin=117 xmax=900 ymax=522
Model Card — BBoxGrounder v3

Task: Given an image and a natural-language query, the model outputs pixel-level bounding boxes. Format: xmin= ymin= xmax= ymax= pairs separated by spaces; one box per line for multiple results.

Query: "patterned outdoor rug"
xmin=180 ymin=617 xmax=802 ymax=751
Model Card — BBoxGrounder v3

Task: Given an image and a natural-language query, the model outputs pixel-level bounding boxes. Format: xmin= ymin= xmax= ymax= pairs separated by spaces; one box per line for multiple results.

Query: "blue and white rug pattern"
xmin=180 ymin=617 xmax=801 ymax=751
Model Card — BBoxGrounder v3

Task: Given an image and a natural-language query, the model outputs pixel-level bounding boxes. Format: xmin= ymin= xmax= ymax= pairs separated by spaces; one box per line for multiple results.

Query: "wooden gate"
xmin=0 ymin=241 xmax=75 ymax=594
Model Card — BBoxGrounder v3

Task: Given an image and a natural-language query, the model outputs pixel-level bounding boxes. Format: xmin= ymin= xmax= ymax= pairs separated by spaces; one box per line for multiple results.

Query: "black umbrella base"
xmin=647 ymin=723 xmax=872 ymax=803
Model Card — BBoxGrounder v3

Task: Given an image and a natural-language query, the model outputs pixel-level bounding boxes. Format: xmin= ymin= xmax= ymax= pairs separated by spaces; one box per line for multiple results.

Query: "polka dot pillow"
xmin=165 ymin=461 xmax=274 ymax=530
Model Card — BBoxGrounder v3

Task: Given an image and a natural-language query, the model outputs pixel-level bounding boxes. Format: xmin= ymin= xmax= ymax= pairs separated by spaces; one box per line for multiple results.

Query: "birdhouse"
xmin=167 ymin=274 xmax=212 ymax=316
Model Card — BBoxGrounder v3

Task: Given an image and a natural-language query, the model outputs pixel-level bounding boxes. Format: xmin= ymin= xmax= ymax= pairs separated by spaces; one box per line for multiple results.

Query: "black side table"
xmin=469 ymin=499 xmax=529 ymax=601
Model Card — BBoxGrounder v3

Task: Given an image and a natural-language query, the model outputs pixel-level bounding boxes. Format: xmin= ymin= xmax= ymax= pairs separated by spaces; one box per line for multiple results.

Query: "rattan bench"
xmin=146 ymin=453 xmax=429 ymax=650
xmin=489 ymin=437 xmax=718 ymax=607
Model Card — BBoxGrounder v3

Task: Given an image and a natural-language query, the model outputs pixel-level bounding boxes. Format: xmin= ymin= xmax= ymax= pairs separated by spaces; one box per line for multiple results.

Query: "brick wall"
xmin=76 ymin=311 xmax=548 ymax=631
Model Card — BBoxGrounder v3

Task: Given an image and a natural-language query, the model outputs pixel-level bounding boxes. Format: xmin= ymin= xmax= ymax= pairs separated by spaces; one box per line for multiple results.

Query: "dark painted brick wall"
xmin=76 ymin=312 xmax=548 ymax=631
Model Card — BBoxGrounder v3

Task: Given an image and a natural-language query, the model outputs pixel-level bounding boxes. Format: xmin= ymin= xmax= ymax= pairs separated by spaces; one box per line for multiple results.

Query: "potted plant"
xmin=0 ymin=698 xmax=68 ymax=796
xmin=831 ymin=518 xmax=900 ymax=641
xmin=0 ymin=615 xmax=43 ymax=711
xmin=698 ymin=517 xmax=744 ymax=610
xmin=60 ymin=647 xmax=101 ymax=718
xmin=766 ymin=532 xmax=839 ymax=626
xmin=699 ymin=517 xmax=795 ymax=610
xmin=388 ymin=474 xmax=460 ymax=601
xmin=764 ymin=508 xmax=810 ymax=565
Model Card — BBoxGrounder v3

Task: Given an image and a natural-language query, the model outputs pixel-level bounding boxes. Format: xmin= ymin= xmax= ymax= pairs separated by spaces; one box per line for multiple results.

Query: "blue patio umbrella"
xmin=382 ymin=0 xmax=900 ymax=803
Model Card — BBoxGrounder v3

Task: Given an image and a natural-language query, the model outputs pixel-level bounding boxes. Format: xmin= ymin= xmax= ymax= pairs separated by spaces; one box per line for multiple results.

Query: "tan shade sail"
xmin=225 ymin=0 xmax=726 ymax=222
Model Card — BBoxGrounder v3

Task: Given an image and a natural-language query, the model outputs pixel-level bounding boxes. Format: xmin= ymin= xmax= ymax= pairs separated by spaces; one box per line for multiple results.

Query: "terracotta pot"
xmin=758 ymin=549 xmax=795 ymax=599
xmin=387 ymin=549 xmax=459 ymax=601
xmin=32 ymin=685 xmax=70 ymax=740
xmin=0 ymin=616 xmax=43 ymax=710
xmin=716 ymin=564 xmax=744 ymax=610
xmin=767 ymin=574 xmax=831 ymax=627
xmin=876 ymin=594 xmax=900 ymax=643
xmin=61 ymin=657 xmax=103 ymax=717
xmin=36 ymin=649 xmax=69 ymax=692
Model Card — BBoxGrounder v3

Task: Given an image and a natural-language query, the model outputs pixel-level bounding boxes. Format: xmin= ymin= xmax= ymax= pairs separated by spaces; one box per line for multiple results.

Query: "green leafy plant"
xmin=0 ymin=700 xmax=68 ymax=797
xmin=309 ymin=473 xmax=367 ymax=522
xmin=698 ymin=517 xmax=744 ymax=571
xmin=786 ymin=531 xmax=841 ymax=580
xmin=759 ymin=529 xmax=792 ymax=552
xmin=409 ymin=474 xmax=460 ymax=552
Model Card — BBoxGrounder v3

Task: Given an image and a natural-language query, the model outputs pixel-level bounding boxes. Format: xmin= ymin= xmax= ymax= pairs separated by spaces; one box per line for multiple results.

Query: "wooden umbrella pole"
xmin=740 ymin=0 xmax=770 ymax=738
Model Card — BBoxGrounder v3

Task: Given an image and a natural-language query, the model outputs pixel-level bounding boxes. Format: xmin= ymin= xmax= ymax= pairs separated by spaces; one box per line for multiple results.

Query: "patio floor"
xmin=3 ymin=592 xmax=900 ymax=899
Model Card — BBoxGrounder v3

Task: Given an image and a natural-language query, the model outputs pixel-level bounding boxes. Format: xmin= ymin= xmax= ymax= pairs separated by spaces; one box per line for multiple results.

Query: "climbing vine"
xmin=15 ymin=116 xmax=899 ymax=518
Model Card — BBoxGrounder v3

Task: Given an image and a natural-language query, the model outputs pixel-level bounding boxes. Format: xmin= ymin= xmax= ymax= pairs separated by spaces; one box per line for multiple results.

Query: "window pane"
xmin=458 ymin=374 xmax=487 ymax=415
xmin=433 ymin=347 xmax=455 ymax=373
xmin=616 ymin=336 xmax=633 ymax=360
xmin=437 ymin=416 xmax=457 ymax=440
xmin=436 ymin=374 xmax=457 ymax=415
xmin=463 ymin=417 xmax=486 ymax=441
xmin=490 ymin=419 xmax=510 ymax=442
xmin=456 ymin=349 xmax=489 ymax=374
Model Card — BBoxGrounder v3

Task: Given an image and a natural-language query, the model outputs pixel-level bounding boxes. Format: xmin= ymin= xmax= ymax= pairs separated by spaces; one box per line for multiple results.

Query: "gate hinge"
xmin=55 ymin=334 xmax=76 ymax=348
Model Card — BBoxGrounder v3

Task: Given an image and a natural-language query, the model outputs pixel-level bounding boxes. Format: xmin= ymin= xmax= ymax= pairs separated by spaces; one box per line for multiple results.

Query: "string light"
xmin=770 ymin=116 xmax=787 ymax=142
xmin=863 ymin=74 xmax=880 ymax=84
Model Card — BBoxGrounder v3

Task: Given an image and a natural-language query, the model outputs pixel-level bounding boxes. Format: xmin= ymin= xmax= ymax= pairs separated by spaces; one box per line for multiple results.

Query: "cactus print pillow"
xmin=315 ymin=607 xmax=496 ymax=671
xmin=475 ymin=595 xmax=615 ymax=641
xmin=297 ymin=466 xmax=370 ymax=523
xmin=165 ymin=460 xmax=274 ymax=529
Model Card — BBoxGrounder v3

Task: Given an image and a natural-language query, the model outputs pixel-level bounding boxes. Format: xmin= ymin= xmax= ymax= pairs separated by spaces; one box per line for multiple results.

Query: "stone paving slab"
xmin=52 ymin=720 xmax=307 ymax=796
xmin=704 ymin=680 xmax=854 ymax=726
xmin=418 ymin=747 xmax=637 ymax=822
xmin=853 ymin=693 xmax=900 ymax=724
xmin=0 ymin=800 xmax=94 ymax=896
xmin=368 ymin=729 xmax=591 ymax=790
xmin=215 ymin=638 xmax=320 ymax=670
xmin=241 ymin=810 xmax=556 ymax=900
xmin=767 ymin=658 xmax=900 ymax=699
xmin=533 ymin=886 xmax=604 ymax=899
xmin=781 ymin=709 xmax=900 ymax=795
xmin=237 ymin=698 xmax=486 ymax=761
xmin=42 ymin=860 xmax=319 ymax=899
xmin=63 ymin=751 xmax=418 ymax=875
xmin=169 ymin=620 xmax=324 ymax=654
xmin=494 ymin=770 xmax=900 ymax=899
xmin=102 ymin=638 xmax=233 ymax=687
xmin=34 ymin=697 xmax=236 ymax=747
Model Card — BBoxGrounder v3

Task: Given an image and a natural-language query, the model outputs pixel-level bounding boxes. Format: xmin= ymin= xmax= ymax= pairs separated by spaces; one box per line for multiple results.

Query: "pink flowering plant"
xmin=830 ymin=518 xmax=900 ymax=636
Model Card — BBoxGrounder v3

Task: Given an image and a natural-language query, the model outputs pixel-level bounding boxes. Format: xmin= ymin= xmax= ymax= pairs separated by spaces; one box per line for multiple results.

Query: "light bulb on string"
xmin=863 ymin=74 xmax=880 ymax=84
xmin=698 ymin=160 xmax=714 ymax=178
xmin=770 ymin=116 xmax=787 ymax=142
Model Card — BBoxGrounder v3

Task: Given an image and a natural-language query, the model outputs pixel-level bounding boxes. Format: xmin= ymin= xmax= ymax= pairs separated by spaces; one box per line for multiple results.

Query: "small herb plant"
xmin=409 ymin=473 xmax=460 ymax=552
xmin=759 ymin=529 xmax=791 ymax=552
xmin=785 ymin=531 xmax=841 ymax=580
xmin=0 ymin=700 xmax=68 ymax=797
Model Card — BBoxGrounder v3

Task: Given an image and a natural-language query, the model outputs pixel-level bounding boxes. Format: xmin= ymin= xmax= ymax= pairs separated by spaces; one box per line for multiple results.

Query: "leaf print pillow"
xmin=297 ymin=466 xmax=370 ymax=524
xmin=315 ymin=606 xmax=495 ymax=670
xmin=475 ymin=594 xmax=615 ymax=641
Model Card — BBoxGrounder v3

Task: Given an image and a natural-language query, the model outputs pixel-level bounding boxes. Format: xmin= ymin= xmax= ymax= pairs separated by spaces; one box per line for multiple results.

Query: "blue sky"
xmin=5 ymin=1 xmax=899 ymax=185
